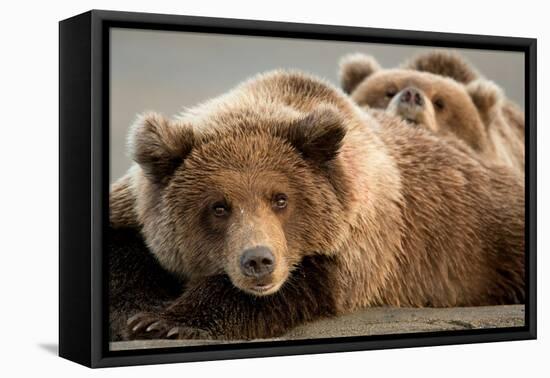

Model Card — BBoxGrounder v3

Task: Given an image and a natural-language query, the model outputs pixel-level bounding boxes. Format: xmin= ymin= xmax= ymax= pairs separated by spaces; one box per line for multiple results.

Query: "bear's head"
xmin=128 ymin=102 xmax=350 ymax=297
xmin=339 ymin=53 xmax=503 ymax=153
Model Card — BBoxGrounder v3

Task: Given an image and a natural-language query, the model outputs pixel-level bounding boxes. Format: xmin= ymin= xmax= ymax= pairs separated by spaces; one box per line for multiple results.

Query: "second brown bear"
xmin=339 ymin=51 xmax=525 ymax=174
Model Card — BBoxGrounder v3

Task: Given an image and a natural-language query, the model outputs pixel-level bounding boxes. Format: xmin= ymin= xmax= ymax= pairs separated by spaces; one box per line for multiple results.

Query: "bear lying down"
xmin=109 ymin=70 xmax=524 ymax=341
xmin=339 ymin=51 xmax=525 ymax=174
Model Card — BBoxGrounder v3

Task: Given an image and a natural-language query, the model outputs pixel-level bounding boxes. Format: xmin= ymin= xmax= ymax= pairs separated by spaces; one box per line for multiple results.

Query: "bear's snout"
xmin=387 ymin=86 xmax=438 ymax=130
xmin=240 ymin=246 xmax=275 ymax=279
xmin=224 ymin=213 xmax=290 ymax=296
xmin=399 ymin=87 xmax=424 ymax=107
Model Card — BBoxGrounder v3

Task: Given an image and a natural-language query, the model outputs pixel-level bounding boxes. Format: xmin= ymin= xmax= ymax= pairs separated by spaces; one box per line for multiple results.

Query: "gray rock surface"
xmin=110 ymin=305 xmax=524 ymax=351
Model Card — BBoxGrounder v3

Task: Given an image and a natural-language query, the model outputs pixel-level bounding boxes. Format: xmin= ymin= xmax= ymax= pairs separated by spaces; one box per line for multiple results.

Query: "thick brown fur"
xmin=108 ymin=226 xmax=182 ymax=340
xmin=109 ymin=172 xmax=184 ymax=340
xmin=402 ymin=50 xmax=525 ymax=148
xmin=339 ymin=52 xmax=525 ymax=174
xmin=401 ymin=50 xmax=479 ymax=84
xmin=111 ymin=70 xmax=524 ymax=341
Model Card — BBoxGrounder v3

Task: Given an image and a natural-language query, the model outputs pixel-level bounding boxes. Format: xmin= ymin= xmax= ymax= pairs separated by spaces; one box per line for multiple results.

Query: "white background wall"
xmin=0 ymin=0 xmax=547 ymax=376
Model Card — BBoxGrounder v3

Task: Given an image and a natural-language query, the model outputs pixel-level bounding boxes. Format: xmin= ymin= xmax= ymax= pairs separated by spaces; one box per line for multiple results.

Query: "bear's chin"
xmin=230 ymin=276 xmax=287 ymax=297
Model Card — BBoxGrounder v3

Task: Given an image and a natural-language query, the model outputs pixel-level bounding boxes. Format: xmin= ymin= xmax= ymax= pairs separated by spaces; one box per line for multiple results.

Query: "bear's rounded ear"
xmin=339 ymin=53 xmax=381 ymax=94
xmin=287 ymin=105 xmax=346 ymax=164
xmin=466 ymin=79 xmax=503 ymax=119
xmin=128 ymin=112 xmax=194 ymax=184
xmin=402 ymin=50 xmax=478 ymax=84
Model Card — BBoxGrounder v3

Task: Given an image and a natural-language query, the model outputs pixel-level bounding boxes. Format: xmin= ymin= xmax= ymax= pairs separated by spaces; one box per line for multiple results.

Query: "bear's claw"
xmin=126 ymin=312 xmax=211 ymax=340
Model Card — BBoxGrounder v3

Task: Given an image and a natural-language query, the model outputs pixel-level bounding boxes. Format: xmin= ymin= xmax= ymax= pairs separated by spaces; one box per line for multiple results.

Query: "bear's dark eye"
xmin=272 ymin=193 xmax=288 ymax=210
xmin=434 ymin=98 xmax=445 ymax=110
xmin=212 ymin=202 xmax=229 ymax=217
xmin=385 ymin=88 xmax=398 ymax=98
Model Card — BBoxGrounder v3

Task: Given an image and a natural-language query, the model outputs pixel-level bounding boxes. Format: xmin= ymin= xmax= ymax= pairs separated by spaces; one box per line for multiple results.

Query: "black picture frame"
xmin=59 ymin=9 xmax=537 ymax=368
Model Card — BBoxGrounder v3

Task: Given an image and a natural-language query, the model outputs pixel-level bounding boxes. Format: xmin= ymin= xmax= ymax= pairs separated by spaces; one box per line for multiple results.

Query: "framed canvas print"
xmin=59 ymin=10 xmax=536 ymax=368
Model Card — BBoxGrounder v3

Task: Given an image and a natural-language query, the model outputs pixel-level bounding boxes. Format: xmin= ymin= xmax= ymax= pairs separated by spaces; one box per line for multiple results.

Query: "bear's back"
xmin=369 ymin=112 xmax=524 ymax=306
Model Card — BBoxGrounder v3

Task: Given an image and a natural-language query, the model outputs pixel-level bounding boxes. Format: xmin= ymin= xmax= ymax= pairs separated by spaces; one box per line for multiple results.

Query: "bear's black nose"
xmin=400 ymin=87 xmax=424 ymax=106
xmin=240 ymin=246 xmax=275 ymax=278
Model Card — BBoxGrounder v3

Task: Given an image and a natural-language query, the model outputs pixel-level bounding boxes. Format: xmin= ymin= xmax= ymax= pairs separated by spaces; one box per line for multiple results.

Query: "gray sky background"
xmin=110 ymin=28 xmax=524 ymax=183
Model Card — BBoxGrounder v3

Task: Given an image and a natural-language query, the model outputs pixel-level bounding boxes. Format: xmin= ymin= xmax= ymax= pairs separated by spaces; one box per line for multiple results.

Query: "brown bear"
xmin=402 ymin=50 xmax=526 ymax=146
xmin=110 ymin=70 xmax=524 ymax=341
xmin=339 ymin=52 xmax=525 ymax=174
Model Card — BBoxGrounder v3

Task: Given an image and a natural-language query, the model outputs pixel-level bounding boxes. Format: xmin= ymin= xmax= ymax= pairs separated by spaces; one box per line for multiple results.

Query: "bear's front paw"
xmin=127 ymin=312 xmax=212 ymax=340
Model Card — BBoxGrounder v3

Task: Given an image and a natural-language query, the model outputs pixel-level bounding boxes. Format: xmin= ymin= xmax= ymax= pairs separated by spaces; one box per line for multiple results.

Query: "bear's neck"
xmin=329 ymin=114 xmax=407 ymax=310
